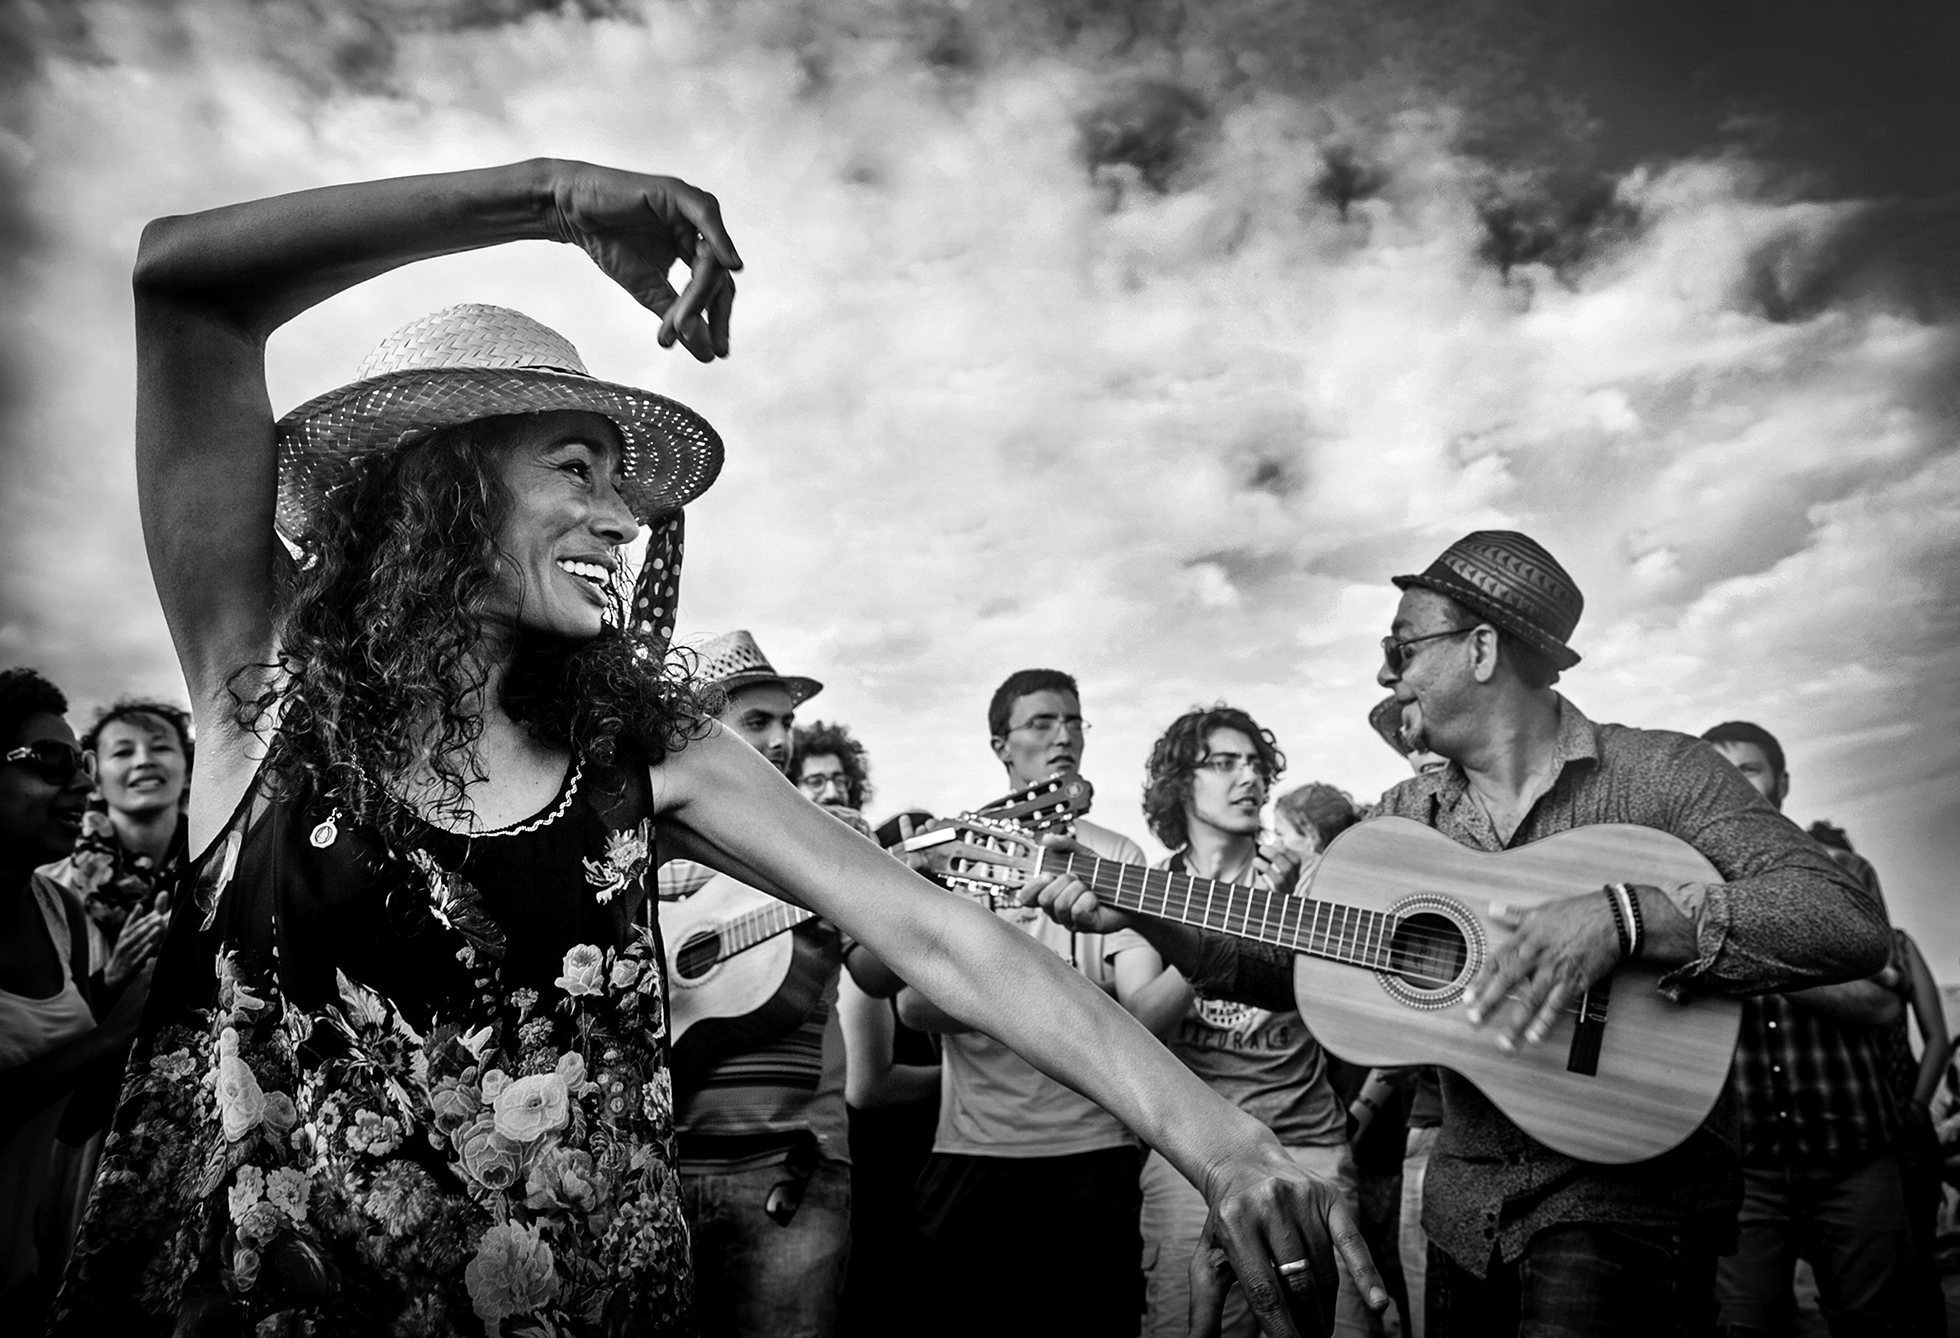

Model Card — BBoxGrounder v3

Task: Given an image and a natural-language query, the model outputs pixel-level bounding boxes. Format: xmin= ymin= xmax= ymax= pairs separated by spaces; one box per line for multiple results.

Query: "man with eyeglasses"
xmin=1105 ymin=705 xmax=1369 ymax=1338
xmin=899 ymin=667 xmax=1153 ymax=1338
xmin=1030 ymin=533 xmax=1891 ymax=1337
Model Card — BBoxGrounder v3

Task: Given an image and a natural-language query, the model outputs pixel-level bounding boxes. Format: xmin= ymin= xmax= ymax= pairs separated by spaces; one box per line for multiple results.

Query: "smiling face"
xmin=795 ymin=752 xmax=853 ymax=810
xmin=992 ymin=688 xmax=1086 ymax=790
xmin=1 ymin=712 xmax=92 ymax=866
xmin=1186 ymin=727 xmax=1270 ymax=841
xmin=94 ymin=712 xmax=189 ymax=820
xmin=483 ymin=411 xmax=640 ymax=642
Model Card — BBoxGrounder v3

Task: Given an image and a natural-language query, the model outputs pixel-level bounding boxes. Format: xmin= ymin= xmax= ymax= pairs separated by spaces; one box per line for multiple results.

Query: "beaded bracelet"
xmin=1601 ymin=885 xmax=1633 ymax=960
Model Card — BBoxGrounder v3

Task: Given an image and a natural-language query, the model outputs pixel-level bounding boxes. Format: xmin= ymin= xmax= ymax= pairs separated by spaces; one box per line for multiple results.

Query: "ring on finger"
xmin=1276 ymin=1259 xmax=1311 ymax=1278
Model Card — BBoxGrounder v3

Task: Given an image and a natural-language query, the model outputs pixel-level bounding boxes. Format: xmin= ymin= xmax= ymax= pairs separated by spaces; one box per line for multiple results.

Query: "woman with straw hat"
xmin=52 ymin=159 xmax=1380 ymax=1337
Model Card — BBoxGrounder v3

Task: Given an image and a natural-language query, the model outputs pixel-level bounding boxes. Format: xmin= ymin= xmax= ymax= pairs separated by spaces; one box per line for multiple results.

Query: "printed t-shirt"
xmin=658 ymin=858 xmax=851 ymax=1169
xmin=1107 ymin=854 xmax=1344 ymax=1148
xmin=933 ymin=817 xmax=1146 ymax=1159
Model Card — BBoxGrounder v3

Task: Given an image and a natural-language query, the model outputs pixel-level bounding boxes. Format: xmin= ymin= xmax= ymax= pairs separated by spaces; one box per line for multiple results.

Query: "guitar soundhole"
xmin=675 ymin=931 xmax=722 ymax=981
xmin=1386 ymin=912 xmax=1469 ymax=995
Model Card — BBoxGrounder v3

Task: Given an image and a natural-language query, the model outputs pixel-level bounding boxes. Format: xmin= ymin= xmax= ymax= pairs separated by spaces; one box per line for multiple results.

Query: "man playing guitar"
xmin=1030 ymin=532 xmax=1891 ymax=1338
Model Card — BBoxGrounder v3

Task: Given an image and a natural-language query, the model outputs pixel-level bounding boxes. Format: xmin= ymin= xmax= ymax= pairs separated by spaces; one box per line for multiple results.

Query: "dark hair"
xmin=84 ymin=697 xmax=195 ymax=771
xmin=1808 ymin=820 xmax=1853 ymax=853
xmin=0 ymin=666 xmax=68 ymax=748
xmin=791 ymin=719 xmax=873 ymax=809
xmin=1701 ymin=720 xmax=1787 ymax=781
xmin=988 ymin=668 xmax=1080 ymax=739
xmin=1142 ymin=704 xmax=1285 ymax=850
xmin=237 ymin=414 xmax=711 ymax=850
xmin=1274 ymin=782 xmax=1361 ymax=849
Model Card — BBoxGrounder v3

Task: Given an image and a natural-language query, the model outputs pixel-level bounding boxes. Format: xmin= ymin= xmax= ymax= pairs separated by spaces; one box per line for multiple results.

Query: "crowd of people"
xmin=1 ymin=154 xmax=1955 ymax=1338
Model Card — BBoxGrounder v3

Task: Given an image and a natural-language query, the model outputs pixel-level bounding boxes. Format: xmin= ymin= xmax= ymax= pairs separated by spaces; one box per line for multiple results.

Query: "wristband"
xmin=1601 ymin=885 xmax=1632 ymax=961
xmin=1613 ymin=882 xmax=1646 ymax=962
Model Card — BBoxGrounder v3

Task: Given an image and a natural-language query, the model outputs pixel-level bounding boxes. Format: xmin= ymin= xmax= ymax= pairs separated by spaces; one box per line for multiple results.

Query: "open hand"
xmin=545 ymin=163 xmax=743 ymax=362
xmin=1463 ymin=888 xmax=1627 ymax=1051
xmin=1191 ymin=1129 xmax=1386 ymax=1338
xmin=103 ymin=893 xmax=168 ymax=990
xmin=1019 ymin=833 xmax=1134 ymax=935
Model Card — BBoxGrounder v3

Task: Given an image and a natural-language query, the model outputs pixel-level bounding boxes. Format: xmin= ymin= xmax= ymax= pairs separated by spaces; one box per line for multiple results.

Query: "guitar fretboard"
xmin=713 ymin=900 xmax=816 ymax=963
xmin=1048 ymin=850 xmax=1398 ymax=970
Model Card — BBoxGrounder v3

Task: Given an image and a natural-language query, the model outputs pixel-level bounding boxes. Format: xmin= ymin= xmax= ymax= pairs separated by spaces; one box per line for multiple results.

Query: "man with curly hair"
xmin=899 ymin=668 xmax=1154 ymax=1338
xmin=791 ymin=721 xmax=871 ymax=815
xmin=1109 ymin=705 xmax=1367 ymax=1338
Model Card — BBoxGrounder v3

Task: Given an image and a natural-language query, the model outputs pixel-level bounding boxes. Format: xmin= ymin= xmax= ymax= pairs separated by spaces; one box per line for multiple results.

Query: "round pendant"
xmin=310 ymin=814 xmax=339 ymax=849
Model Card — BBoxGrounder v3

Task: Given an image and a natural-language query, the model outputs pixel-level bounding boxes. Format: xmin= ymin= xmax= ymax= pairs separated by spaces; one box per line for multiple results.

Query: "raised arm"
xmin=134 ymin=160 xmax=738 ymax=839
xmin=654 ymin=727 xmax=1385 ymax=1337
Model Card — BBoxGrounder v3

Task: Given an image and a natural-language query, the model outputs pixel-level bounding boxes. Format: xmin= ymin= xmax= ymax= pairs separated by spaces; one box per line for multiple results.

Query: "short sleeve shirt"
xmin=933 ymin=818 xmax=1146 ymax=1158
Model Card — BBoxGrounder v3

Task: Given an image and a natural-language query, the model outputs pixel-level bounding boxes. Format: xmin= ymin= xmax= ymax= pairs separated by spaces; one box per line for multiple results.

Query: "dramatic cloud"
xmin=1 ymin=0 xmax=1953 ymax=967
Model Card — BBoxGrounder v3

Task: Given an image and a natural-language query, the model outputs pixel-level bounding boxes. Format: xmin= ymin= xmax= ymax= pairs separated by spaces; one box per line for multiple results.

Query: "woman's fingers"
xmin=672 ymin=185 xmax=742 ymax=272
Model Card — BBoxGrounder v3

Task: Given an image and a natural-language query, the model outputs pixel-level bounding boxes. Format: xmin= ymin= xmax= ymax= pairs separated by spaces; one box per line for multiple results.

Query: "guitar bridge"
xmin=1566 ymin=978 xmax=1612 ymax=1076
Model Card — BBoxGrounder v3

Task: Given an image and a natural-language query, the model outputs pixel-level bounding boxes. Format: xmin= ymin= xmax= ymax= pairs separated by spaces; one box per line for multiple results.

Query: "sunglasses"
xmin=1380 ymin=626 xmax=1476 ymax=674
xmin=3 ymin=741 xmax=96 ymax=787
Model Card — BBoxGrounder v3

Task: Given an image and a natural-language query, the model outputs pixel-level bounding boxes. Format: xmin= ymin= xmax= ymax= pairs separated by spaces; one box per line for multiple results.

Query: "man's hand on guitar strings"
xmin=1190 ymin=1141 xmax=1386 ymax=1338
xmin=1462 ymin=892 xmax=1624 ymax=1051
xmin=1251 ymin=839 xmax=1303 ymax=897
xmin=1019 ymin=833 xmax=1135 ymax=935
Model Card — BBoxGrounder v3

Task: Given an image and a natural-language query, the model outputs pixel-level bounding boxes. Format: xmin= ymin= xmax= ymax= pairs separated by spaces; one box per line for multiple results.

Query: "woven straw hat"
xmin=682 ymin=630 xmax=823 ymax=706
xmin=1393 ymin=530 xmax=1584 ymax=670
xmin=272 ymin=304 xmax=723 ymax=543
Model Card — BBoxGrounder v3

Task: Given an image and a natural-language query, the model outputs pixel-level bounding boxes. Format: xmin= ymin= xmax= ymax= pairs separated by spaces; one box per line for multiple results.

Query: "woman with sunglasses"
xmin=54 ymin=160 xmax=1377 ymax=1338
xmin=0 ymin=668 xmax=151 ymax=1326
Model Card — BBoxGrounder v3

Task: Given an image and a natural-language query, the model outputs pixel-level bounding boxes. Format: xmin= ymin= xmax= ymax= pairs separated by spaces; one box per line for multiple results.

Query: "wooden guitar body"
xmin=1293 ymin=817 xmax=1741 ymax=1164
xmin=659 ymin=874 xmax=827 ymax=1082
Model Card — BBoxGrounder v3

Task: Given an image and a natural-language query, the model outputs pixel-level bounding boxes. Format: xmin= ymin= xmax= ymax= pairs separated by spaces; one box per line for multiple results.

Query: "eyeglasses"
xmin=1196 ymin=752 xmax=1273 ymax=783
xmin=1008 ymin=714 xmax=1090 ymax=741
xmin=1380 ymin=626 xmax=1476 ymax=674
xmin=797 ymin=771 xmax=849 ymax=794
xmin=3 ymin=741 xmax=96 ymax=787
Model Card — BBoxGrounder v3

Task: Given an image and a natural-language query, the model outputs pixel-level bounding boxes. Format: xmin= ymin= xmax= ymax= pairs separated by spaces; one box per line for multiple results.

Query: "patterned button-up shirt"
xmin=1186 ymin=696 xmax=1890 ymax=1275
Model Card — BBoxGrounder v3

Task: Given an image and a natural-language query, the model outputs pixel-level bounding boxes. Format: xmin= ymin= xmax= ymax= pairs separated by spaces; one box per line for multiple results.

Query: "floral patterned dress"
xmin=52 ymin=753 xmax=693 ymax=1338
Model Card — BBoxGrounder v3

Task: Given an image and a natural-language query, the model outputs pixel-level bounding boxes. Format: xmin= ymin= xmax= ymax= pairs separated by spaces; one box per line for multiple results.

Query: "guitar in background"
xmin=911 ymin=814 xmax=1741 ymax=1164
xmin=662 ymin=777 xmax=1094 ymax=1076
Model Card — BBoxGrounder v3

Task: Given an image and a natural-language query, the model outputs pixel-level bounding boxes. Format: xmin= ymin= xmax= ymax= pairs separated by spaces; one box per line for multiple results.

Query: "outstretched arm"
xmin=655 ymin=727 xmax=1385 ymax=1338
xmin=134 ymin=160 xmax=739 ymax=844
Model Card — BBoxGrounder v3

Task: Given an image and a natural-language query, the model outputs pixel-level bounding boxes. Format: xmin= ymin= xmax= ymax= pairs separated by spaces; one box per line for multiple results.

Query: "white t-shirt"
xmin=933 ymin=817 xmax=1149 ymax=1158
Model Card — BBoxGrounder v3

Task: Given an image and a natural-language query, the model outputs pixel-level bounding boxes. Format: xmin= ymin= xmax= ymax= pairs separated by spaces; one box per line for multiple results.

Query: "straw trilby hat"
xmin=1393 ymin=530 xmax=1584 ymax=670
xmin=272 ymin=304 xmax=723 ymax=544
xmin=683 ymin=630 xmax=823 ymax=705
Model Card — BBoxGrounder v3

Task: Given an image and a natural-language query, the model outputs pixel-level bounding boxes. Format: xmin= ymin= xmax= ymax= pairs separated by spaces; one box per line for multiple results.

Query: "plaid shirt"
xmin=1185 ymin=696 xmax=1891 ymax=1274
xmin=1733 ymin=988 xmax=1898 ymax=1168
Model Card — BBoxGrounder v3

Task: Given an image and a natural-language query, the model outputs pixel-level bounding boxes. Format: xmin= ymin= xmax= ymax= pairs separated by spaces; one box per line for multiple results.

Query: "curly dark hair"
xmin=0 ymin=666 xmax=68 ymax=747
xmin=84 ymin=697 xmax=195 ymax=771
xmin=236 ymin=414 xmax=711 ymax=848
xmin=791 ymin=720 xmax=873 ymax=809
xmin=1141 ymin=704 xmax=1285 ymax=851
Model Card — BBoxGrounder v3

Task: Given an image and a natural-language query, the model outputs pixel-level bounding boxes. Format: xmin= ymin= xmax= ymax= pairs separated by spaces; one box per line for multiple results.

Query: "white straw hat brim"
xmin=274 ymin=365 xmax=723 ymax=543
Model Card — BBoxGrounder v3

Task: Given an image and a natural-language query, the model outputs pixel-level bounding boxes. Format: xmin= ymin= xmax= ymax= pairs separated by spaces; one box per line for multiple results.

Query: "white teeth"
xmin=557 ymin=559 xmax=611 ymax=587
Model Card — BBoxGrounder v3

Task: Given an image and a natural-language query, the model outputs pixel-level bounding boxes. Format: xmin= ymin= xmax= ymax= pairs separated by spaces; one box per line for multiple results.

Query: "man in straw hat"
xmin=53 ymin=159 xmax=1383 ymax=1338
xmin=1032 ymin=530 xmax=1891 ymax=1336
xmin=657 ymin=630 xmax=881 ymax=1337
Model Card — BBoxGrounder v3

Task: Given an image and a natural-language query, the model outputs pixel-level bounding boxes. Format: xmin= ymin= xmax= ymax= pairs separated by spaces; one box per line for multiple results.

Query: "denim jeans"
xmin=1401 ymin=1125 xmax=1440 ymax=1338
xmin=1428 ymin=1223 xmax=1720 ymax=1338
xmin=1139 ymin=1143 xmax=1372 ymax=1338
xmin=1716 ymin=1153 xmax=1919 ymax=1337
xmin=683 ymin=1157 xmax=852 ymax=1338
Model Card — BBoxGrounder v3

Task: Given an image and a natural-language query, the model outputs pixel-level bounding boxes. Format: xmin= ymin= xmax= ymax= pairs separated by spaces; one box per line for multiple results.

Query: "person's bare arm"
xmin=1900 ymin=934 xmax=1949 ymax=1109
xmin=1112 ymin=943 xmax=1197 ymax=1038
xmin=654 ymin=727 xmax=1385 ymax=1336
xmin=1786 ymin=975 xmax=1905 ymax=1029
xmin=839 ymin=973 xmax=939 ymax=1109
xmin=134 ymin=160 xmax=739 ymax=845
xmin=896 ymin=986 xmax=974 ymax=1035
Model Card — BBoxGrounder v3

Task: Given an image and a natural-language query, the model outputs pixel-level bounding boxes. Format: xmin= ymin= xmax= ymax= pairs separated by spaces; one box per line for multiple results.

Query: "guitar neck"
xmin=716 ymin=900 xmax=817 ymax=962
xmin=1046 ymin=850 xmax=1395 ymax=971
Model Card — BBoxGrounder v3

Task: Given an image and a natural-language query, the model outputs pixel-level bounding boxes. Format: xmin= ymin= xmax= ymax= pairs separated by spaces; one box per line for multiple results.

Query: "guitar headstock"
xmin=900 ymin=819 xmax=1046 ymax=908
xmin=972 ymin=775 xmax=1093 ymax=834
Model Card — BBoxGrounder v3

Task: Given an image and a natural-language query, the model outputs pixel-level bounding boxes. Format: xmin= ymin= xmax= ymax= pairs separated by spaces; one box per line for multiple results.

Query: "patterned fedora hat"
xmin=273 ymin=304 xmax=723 ymax=545
xmin=1393 ymin=530 xmax=1584 ymax=670
xmin=681 ymin=630 xmax=823 ymax=706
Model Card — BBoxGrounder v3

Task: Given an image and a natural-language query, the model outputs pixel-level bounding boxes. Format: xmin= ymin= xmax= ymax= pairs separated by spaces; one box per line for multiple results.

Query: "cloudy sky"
xmin=2 ymin=0 xmax=1955 ymax=973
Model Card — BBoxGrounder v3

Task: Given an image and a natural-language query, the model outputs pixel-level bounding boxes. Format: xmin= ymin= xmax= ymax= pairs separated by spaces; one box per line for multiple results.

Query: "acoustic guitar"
xmin=910 ymin=815 xmax=1741 ymax=1164
xmin=660 ymin=777 xmax=1094 ymax=1075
